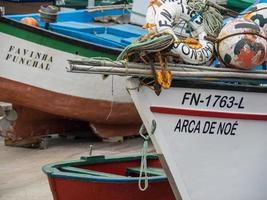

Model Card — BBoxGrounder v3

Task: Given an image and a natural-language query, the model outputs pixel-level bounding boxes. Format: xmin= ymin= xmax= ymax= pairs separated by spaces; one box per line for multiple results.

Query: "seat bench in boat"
xmin=60 ymin=166 xmax=165 ymax=178
xmin=60 ymin=166 xmax=125 ymax=177
xmin=126 ymin=167 xmax=166 ymax=176
xmin=50 ymin=21 xmax=105 ymax=33
xmin=49 ymin=22 xmax=147 ymax=48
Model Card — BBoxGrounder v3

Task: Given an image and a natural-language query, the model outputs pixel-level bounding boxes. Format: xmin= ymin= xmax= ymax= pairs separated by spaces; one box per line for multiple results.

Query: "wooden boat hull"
xmin=43 ymin=154 xmax=175 ymax=200
xmin=0 ymin=1 xmax=54 ymax=15
xmin=128 ymin=78 xmax=267 ymax=200
xmin=47 ymin=177 xmax=173 ymax=200
xmin=3 ymin=105 xmax=93 ymax=147
xmin=0 ymin=13 xmax=142 ymax=140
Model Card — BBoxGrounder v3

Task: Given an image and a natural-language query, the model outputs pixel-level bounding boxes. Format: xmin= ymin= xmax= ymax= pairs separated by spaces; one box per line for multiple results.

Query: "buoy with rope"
xmin=151 ymin=2 xmax=215 ymax=64
xmin=144 ymin=0 xmax=188 ymax=32
xmin=215 ymin=17 xmax=267 ymax=70
xmin=243 ymin=2 xmax=267 ymax=36
xmin=243 ymin=3 xmax=267 ymax=57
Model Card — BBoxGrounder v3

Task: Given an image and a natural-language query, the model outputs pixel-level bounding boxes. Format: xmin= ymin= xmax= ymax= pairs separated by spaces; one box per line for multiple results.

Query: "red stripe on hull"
xmin=150 ymin=106 xmax=267 ymax=121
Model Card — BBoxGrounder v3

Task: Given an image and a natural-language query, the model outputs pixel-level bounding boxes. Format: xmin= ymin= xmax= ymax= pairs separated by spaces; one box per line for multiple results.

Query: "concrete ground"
xmin=0 ymin=136 xmax=152 ymax=200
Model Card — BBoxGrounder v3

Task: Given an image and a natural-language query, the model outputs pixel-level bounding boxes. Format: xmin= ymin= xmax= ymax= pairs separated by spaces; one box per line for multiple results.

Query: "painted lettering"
xmin=181 ymin=92 xmax=201 ymax=106
xmin=15 ymin=48 xmax=20 ymax=55
xmin=5 ymin=54 xmax=12 ymax=60
xmin=203 ymin=121 xmax=210 ymax=134
xmin=181 ymin=92 xmax=245 ymax=109
xmin=8 ymin=45 xmax=15 ymax=52
xmin=174 ymin=119 xmax=181 ymax=132
xmin=5 ymin=45 xmax=53 ymax=71
xmin=181 ymin=44 xmax=190 ymax=55
xmin=160 ymin=9 xmax=172 ymax=22
xmin=181 ymin=119 xmax=189 ymax=132
xmin=23 ymin=49 xmax=29 ymax=56
xmin=182 ymin=92 xmax=191 ymax=104
xmin=158 ymin=20 xmax=172 ymax=28
xmin=217 ymin=121 xmax=237 ymax=136
xmin=18 ymin=57 xmax=25 ymax=65
xmin=174 ymin=118 xmax=238 ymax=136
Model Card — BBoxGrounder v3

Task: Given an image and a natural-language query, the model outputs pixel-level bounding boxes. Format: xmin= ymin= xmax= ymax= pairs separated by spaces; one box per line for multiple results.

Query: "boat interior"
xmin=43 ymin=155 xmax=167 ymax=180
xmin=6 ymin=8 xmax=147 ymax=50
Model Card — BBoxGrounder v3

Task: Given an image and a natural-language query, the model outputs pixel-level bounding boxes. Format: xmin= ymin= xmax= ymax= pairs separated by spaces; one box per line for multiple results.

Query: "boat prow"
xmin=128 ymin=78 xmax=267 ymax=200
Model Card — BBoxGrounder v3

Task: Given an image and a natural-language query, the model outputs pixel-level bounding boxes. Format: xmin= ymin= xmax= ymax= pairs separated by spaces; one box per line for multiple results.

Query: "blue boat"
xmin=7 ymin=5 xmax=146 ymax=52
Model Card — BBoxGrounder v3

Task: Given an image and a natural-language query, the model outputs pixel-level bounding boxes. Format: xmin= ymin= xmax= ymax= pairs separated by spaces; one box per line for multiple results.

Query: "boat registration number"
xmin=181 ymin=92 xmax=245 ymax=109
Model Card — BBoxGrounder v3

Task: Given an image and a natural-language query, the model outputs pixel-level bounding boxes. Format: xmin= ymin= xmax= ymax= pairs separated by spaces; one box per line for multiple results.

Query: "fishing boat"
xmin=0 ymin=0 xmax=54 ymax=15
xmin=127 ymin=77 xmax=267 ymax=200
xmin=65 ymin=1 xmax=267 ymax=198
xmin=68 ymin=50 xmax=267 ymax=199
xmin=0 ymin=4 xmax=148 ymax=145
xmin=42 ymin=154 xmax=175 ymax=200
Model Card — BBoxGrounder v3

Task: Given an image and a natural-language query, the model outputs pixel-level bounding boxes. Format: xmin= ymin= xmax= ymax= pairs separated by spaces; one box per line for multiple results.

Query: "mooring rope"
xmin=138 ymin=120 xmax=157 ymax=191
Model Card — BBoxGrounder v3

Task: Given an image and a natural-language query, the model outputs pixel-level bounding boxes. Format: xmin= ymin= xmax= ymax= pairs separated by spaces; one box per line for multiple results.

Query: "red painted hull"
xmin=0 ymin=77 xmax=141 ymax=140
xmin=48 ymin=177 xmax=174 ymax=200
xmin=12 ymin=105 xmax=91 ymax=138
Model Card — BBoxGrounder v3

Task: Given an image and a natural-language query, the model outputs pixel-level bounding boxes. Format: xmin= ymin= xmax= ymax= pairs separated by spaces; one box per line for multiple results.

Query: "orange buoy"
xmin=20 ymin=17 xmax=39 ymax=27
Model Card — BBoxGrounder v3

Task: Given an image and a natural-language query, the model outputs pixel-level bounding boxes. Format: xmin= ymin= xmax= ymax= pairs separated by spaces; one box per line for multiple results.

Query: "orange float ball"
xmin=20 ymin=17 xmax=39 ymax=27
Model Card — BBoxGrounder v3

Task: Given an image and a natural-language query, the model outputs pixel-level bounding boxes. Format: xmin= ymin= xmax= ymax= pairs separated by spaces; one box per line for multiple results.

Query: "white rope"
xmin=138 ymin=120 xmax=157 ymax=191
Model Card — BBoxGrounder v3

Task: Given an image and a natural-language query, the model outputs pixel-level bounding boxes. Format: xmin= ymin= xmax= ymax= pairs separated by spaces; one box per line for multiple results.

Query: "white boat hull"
xmin=0 ymin=29 xmax=141 ymax=139
xmin=129 ymin=78 xmax=267 ymax=200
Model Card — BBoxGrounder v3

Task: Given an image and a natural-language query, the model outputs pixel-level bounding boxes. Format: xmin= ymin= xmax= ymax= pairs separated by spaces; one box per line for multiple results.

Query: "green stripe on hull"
xmin=0 ymin=22 xmax=117 ymax=59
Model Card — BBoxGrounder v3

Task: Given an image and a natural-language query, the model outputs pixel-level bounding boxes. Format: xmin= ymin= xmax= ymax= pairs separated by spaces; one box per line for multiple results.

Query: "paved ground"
xmin=0 ymin=136 xmax=152 ymax=200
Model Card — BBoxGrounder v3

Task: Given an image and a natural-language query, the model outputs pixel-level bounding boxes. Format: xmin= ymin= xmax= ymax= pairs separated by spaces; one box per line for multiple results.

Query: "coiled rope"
xmin=188 ymin=0 xmax=223 ymax=37
xmin=116 ymin=33 xmax=174 ymax=61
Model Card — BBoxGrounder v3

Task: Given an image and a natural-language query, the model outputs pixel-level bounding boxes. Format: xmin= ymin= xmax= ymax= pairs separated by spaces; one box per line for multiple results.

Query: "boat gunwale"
xmin=144 ymin=79 xmax=267 ymax=93
xmin=42 ymin=154 xmax=168 ymax=183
